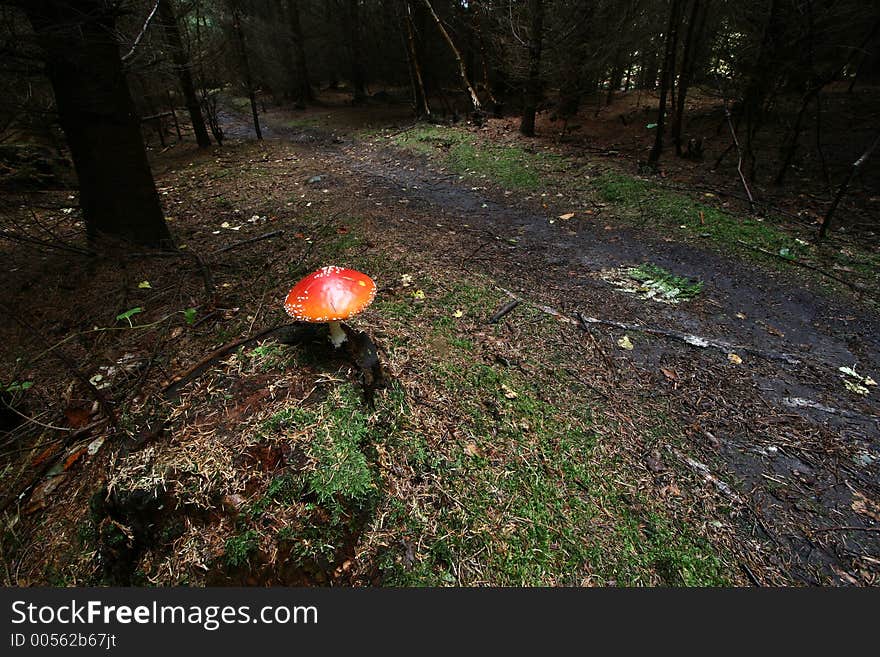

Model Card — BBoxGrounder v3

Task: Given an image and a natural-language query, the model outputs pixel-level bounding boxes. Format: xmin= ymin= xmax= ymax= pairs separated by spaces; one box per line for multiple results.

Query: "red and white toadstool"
xmin=283 ymin=265 xmax=377 ymax=347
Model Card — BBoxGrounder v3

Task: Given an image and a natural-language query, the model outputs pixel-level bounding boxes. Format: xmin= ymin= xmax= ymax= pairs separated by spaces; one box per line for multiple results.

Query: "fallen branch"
xmin=162 ymin=323 xmax=315 ymax=398
xmin=782 ymin=396 xmax=880 ymax=421
xmin=734 ymin=240 xmax=865 ymax=293
xmin=575 ymin=312 xmax=801 ymax=364
xmin=211 ymin=229 xmax=284 ymax=255
xmin=813 ymin=526 xmax=880 ymax=534
xmin=488 ymin=299 xmax=520 ymax=323
xmin=0 ymin=230 xmax=94 ymax=256
xmin=496 ymin=287 xmax=801 ymax=365
xmin=669 ymin=446 xmax=741 ymax=502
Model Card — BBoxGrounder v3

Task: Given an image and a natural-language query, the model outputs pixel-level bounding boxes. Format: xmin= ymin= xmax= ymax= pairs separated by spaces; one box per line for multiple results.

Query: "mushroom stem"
xmin=328 ymin=320 xmax=347 ymax=348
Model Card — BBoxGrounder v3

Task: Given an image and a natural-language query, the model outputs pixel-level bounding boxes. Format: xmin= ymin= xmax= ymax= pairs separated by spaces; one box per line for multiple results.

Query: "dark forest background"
xmin=1 ymin=0 xmax=879 ymax=247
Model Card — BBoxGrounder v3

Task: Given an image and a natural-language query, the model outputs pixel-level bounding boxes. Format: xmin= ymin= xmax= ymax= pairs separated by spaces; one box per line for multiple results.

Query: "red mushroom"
xmin=283 ymin=265 xmax=377 ymax=347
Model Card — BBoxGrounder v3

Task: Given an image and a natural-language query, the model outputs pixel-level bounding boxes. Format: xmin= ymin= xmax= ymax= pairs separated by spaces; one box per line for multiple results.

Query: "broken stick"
xmin=488 ymin=299 xmax=520 ymax=324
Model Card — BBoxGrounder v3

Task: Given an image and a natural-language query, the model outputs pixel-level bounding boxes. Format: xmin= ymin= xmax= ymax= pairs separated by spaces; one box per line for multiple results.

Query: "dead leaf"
xmin=222 ymin=494 xmax=247 ymax=512
xmin=660 ymin=483 xmax=682 ymax=498
xmin=31 ymin=444 xmax=61 ymax=468
xmin=501 ymin=384 xmax=518 ymax=399
xmin=464 ymin=443 xmax=481 ymax=457
xmin=844 ymin=379 xmax=870 ymax=396
xmin=63 ymin=447 xmax=87 ymax=471
xmin=86 ymin=436 xmax=105 ymax=456
xmin=64 ymin=405 xmax=92 ymax=429
xmin=661 ymin=367 xmax=678 ymax=381
xmin=558 ymin=212 xmax=575 ymax=220
xmin=24 ymin=474 xmax=67 ymax=515
xmin=728 ymin=353 xmax=743 ymax=365
xmin=851 ymin=490 xmax=880 ymax=521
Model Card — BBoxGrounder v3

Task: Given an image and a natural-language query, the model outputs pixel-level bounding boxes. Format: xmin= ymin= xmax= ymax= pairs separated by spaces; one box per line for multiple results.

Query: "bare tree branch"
xmin=121 ymin=0 xmax=161 ymax=62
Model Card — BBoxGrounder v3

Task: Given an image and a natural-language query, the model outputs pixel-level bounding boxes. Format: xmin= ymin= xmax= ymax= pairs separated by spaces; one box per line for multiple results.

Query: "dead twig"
xmin=574 ymin=314 xmax=614 ymax=372
xmin=211 ymin=230 xmax=284 ymax=255
xmin=740 ymin=563 xmax=763 ymax=587
xmin=820 ymin=132 xmax=880 ymax=240
xmin=714 ymin=75 xmax=756 ymax=211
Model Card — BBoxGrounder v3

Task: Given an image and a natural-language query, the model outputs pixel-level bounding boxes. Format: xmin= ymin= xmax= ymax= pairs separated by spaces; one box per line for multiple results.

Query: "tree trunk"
xmin=520 ymin=0 xmax=544 ymax=137
xmin=641 ymin=43 xmax=660 ymax=89
xmin=347 ymin=0 xmax=368 ymax=104
xmin=422 ymin=0 xmax=483 ymax=118
xmin=776 ymin=16 xmax=879 ymax=185
xmin=647 ymin=0 xmax=683 ymax=168
xmin=403 ymin=0 xmax=431 ymax=118
xmin=472 ymin=4 xmax=501 ymax=115
xmin=606 ymin=60 xmax=624 ymax=105
xmin=773 ymin=90 xmax=815 ymax=186
xmin=157 ymin=0 xmax=211 ymax=148
xmin=673 ymin=0 xmax=705 ymax=156
xmin=230 ymin=1 xmax=262 ymax=140
xmin=740 ymin=0 xmax=785 ymax=181
xmin=25 ymin=0 xmax=171 ymax=249
xmin=285 ymin=0 xmax=313 ymax=104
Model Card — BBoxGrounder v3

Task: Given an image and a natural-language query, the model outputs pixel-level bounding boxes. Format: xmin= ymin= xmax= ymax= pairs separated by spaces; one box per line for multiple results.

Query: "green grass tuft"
xmin=224 ymin=530 xmax=259 ymax=568
xmin=392 ymin=125 xmax=554 ymax=190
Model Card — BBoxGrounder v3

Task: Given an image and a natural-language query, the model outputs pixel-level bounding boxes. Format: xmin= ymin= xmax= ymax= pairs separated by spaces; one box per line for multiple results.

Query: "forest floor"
xmin=1 ymin=90 xmax=879 ymax=586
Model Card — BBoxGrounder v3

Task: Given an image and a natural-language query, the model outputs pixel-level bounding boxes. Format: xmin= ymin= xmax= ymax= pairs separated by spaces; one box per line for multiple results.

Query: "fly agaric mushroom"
xmin=283 ymin=266 xmax=376 ymax=347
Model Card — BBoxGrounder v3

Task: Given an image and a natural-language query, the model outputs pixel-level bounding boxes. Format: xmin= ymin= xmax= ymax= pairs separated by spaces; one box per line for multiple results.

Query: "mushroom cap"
xmin=284 ymin=266 xmax=376 ymax=322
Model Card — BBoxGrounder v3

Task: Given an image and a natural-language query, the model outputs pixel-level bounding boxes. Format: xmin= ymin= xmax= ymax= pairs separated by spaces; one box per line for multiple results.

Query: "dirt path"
xmin=143 ymin=106 xmax=877 ymax=585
